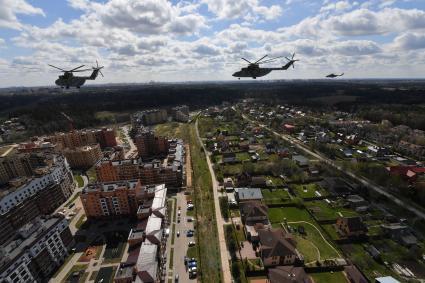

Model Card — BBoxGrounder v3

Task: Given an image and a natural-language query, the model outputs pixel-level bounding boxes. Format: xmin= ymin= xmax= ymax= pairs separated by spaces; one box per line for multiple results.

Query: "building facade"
xmin=134 ymin=130 xmax=169 ymax=159
xmin=132 ymin=109 xmax=168 ymax=126
xmin=0 ymin=215 xmax=74 ymax=283
xmin=63 ymin=144 xmax=102 ymax=169
xmin=0 ymin=156 xmax=74 ymax=245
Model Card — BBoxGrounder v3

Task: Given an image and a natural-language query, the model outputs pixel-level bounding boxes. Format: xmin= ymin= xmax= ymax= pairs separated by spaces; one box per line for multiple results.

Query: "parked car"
xmin=175 ymin=274 xmax=179 ymax=282
xmin=189 ymin=271 xmax=197 ymax=279
xmin=188 ymin=241 xmax=195 ymax=247
xmin=177 ymin=231 xmax=180 ymax=237
xmin=186 ymin=230 xmax=194 ymax=237
xmin=187 ymin=217 xmax=194 ymax=222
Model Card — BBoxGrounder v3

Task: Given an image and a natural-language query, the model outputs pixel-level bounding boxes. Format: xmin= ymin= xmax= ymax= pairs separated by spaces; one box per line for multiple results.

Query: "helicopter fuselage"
xmin=55 ymin=69 xmax=100 ymax=88
xmin=232 ymin=62 xmax=294 ymax=79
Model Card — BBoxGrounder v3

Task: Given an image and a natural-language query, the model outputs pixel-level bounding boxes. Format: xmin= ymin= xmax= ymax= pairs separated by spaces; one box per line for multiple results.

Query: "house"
xmin=346 ymin=195 xmax=369 ymax=212
xmin=267 ymin=266 xmax=312 ymax=283
xmin=258 ymin=228 xmax=302 ymax=267
xmin=240 ymin=201 xmax=268 ymax=225
xmin=239 ymin=142 xmax=250 ymax=152
xmin=336 ymin=217 xmax=367 ymax=238
xmin=387 ymin=166 xmax=425 ymax=182
xmin=344 ymin=265 xmax=368 ymax=283
xmin=223 ymin=177 xmax=234 ymax=192
xmin=375 ymin=276 xmax=401 ymax=283
xmin=222 ymin=152 xmax=237 ymax=163
xmin=277 ymin=148 xmax=290 ymax=158
xmin=292 ymin=155 xmax=309 ymax=167
xmin=381 ymin=224 xmax=417 ymax=247
xmin=237 ymin=172 xmax=252 ymax=187
xmin=265 ymin=143 xmax=276 ymax=154
xmin=236 ymin=188 xmax=263 ymax=203
xmin=320 ymin=177 xmax=352 ymax=195
xmin=283 ymin=124 xmax=295 ymax=133
xmin=245 ymin=223 xmax=268 ymax=243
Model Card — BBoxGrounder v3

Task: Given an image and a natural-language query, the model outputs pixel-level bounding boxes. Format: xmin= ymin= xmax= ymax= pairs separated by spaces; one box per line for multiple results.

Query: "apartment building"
xmin=0 ymin=156 xmax=74 ymax=245
xmin=63 ymin=144 xmax=102 ymax=169
xmin=95 ymin=159 xmax=182 ymax=188
xmin=132 ymin=109 xmax=168 ymax=126
xmin=134 ymin=130 xmax=169 ymax=159
xmin=0 ymin=215 xmax=74 ymax=283
xmin=171 ymin=105 xmax=189 ymax=123
xmin=80 ymin=181 xmax=165 ymax=219
xmin=47 ymin=127 xmax=117 ymax=149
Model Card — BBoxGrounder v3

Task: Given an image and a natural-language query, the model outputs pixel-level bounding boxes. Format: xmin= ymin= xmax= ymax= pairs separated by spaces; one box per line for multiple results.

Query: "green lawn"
xmin=309 ymin=271 xmax=348 ymax=283
xmin=306 ymin=200 xmax=359 ymax=221
xmin=61 ymin=264 xmax=88 ymax=283
xmin=322 ymin=224 xmax=339 ymax=240
xmin=262 ymin=189 xmax=291 ymax=205
xmin=74 ymin=175 xmax=84 ymax=187
xmin=191 ymin=121 xmax=222 ymax=283
xmin=169 ymin=248 xmax=174 ymax=269
xmin=268 ymin=207 xmax=313 ymax=224
xmin=75 ymin=215 xmax=86 ymax=229
xmin=291 ymin=183 xmax=327 ymax=198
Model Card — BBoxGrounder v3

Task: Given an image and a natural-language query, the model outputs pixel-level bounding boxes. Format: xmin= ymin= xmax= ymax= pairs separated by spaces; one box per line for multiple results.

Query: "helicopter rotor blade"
xmin=241 ymin=58 xmax=252 ymax=64
xmin=48 ymin=64 xmax=67 ymax=72
xmin=99 ymin=70 xmax=104 ymax=77
xmin=254 ymin=55 xmax=268 ymax=64
xmin=259 ymin=56 xmax=286 ymax=64
xmin=69 ymin=65 xmax=86 ymax=72
xmin=71 ymin=69 xmax=93 ymax=72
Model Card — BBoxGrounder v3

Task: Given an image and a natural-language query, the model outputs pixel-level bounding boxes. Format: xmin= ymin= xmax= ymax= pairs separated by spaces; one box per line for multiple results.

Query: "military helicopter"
xmin=326 ymin=73 xmax=344 ymax=78
xmin=48 ymin=61 xmax=104 ymax=88
xmin=232 ymin=53 xmax=299 ymax=79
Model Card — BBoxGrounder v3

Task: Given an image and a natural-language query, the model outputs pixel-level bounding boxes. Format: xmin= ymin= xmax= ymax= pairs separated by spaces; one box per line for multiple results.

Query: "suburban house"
xmin=240 ymin=201 xmax=269 ymax=225
xmin=381 ymin=224 xmax=418 ymax=247
xmin=320 ymin=177 xmax=352 ymax=195
xmin=336 ymin=216 xmax=367 ymax=238
xmin=346 ymin=195 xmax=369 ymax=212
xmin=222 ymin=152 xmax=237 ymax=163
xmin=257 ymin=228 xmax=302 ymax=267
xmin=237 ymin=172 xmax=252 ymax=187
xmin=292 ymin=155 xmax=309 ymax=167
xmin=235 ymin=188 xmax=263 ymax=203
xmin=267 ymin=266 xmax=312 ymax=283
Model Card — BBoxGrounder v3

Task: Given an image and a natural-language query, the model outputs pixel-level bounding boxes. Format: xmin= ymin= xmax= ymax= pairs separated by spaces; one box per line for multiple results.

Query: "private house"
xmin=387 ymin=166 xmax=425 ymax=182
xmin=336 ymin=217 xmax=367 ymax=238
xmin=257 ymin=228 xmax=302 ymax=267
xmin=235 ymin=188 xmax=263 ymax=203
xmin=251 ymin=176 xmax=267 ymax=187
xmin=292 ymin=155 xmax=309 ymax=167
xmin=265 ymin=143 xmax=276 ymax=154
xmin=283 ymin=124 xmax=295 ymax=133
xmin=346 ymin=195 xmax=369 ymax=212
xmin=222 ymin=152 xmax=237 ymax=163
xmin=237 ymin=172 xmax=252 ymax=187
xmin=240 ymin=201 xmax=269 ymax=225
xmin=320 ymin=177 xmax=352 ymax=195
xmin=239 ymin=142 xmax=250 ymax=152
xmin=381 ymin=224 xmax=418 ymax=247
xmin=267 ymin=266 xmax=312 ymax=283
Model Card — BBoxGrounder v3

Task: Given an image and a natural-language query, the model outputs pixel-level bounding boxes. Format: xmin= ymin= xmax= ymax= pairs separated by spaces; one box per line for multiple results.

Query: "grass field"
xmin=61 ymin=264 xmax=88 ymax=283
xmin=154 ymin=122 xmax=188 ymax=139
xmin=74 ymin=175 xmax=84 ymax=187
xmin=94 ymin=266 xmax=116 ymax=283
xmin=268 ymin=207 xmax=312 ymax=224
xmin=262 ymin=189 xmax=291 ymax=205
xmin=291 ymin=183 xmax=328 ymax=199
xmin=306 ymin=200 xmax=359 ymax=221
xmin=309 ymin=271 xmax=348 ymax=283
xmin=193 ymin=120 xmax=222 ymax=283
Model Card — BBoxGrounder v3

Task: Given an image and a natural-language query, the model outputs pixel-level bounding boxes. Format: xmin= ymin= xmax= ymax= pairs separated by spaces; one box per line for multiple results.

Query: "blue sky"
xmin=1 ymin=0 xmax=425 ymax=86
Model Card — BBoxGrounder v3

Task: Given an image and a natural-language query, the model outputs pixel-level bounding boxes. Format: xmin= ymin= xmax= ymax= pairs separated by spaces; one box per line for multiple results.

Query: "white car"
xmin=188 ymin=241 xmax=195 ymax=247
xmin=188 ymin=266 xmax=197 ymax=272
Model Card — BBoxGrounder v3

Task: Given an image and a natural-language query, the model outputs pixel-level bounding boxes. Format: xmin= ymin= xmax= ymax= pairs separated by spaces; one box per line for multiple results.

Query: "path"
xmin=195 ymin=119 xmax=232 ymax=283
xmin=287 ymin=221 xmax=341 ymax=257
xmin=236 ymin=108 xmax=425 ymax=221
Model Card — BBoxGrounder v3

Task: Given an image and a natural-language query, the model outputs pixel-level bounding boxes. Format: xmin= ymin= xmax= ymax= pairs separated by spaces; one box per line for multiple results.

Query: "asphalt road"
xmin=172 ymin=192 xmax=196 ymax=283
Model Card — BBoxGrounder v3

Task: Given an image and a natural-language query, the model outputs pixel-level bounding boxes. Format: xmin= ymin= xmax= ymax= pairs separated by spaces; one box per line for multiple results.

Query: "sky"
xmin=1 ymin=0 xmax=425 ymax=87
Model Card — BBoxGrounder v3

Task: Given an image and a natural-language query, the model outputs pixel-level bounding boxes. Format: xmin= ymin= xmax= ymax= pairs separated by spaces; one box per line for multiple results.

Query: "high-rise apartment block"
xmin=135 ymin=130 xmax=169 ymax=159
xmin=0 ymin=215 xmax=74 ymax=283
xmin=132 ymin=109 xmax=168 ymax=126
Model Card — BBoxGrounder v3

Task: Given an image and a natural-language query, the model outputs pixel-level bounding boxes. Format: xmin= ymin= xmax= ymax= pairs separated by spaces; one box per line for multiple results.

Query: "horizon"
xmin=1 ymin=0 xmax=425 ymax=87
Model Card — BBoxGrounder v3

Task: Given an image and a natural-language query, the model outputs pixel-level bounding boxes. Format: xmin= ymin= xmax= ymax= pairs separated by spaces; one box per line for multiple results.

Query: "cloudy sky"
xmin=1 ymin=0 xmax=425 ymax=87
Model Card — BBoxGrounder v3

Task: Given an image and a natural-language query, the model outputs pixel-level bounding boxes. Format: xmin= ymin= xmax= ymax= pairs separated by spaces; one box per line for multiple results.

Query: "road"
xmin=172 ymin=192 xmax=196 ymax=283
xmin=237 ymin=109 xmax=425 ymax=221
xmin=195 ymin=119 xmax=232 ymax=283
xmin=121 ymin=125 xmax=137 ymax=158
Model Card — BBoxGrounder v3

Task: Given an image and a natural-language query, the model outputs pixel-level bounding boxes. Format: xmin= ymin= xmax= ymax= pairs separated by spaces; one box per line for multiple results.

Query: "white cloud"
xmin=203 ymin=0 xmax=282 ymax=21
xmin=0 ymin=0 xmax=45 ymax=29
xmin=392 ymin=32 xmax=425 ymax=50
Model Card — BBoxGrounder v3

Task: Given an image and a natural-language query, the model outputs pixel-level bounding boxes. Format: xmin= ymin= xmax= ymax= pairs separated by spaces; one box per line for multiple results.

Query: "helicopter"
xmin=48 ymin=61 xmax=104 ymax=88
xmin=232 ymin=53 xmax=299 ymax=79
xmin=326 ymin=73 xmax=344 ymax=78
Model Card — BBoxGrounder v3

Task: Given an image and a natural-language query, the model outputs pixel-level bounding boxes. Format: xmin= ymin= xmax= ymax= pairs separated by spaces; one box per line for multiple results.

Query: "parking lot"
xmin=172 ymin=192 xmax=197 ymax=282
